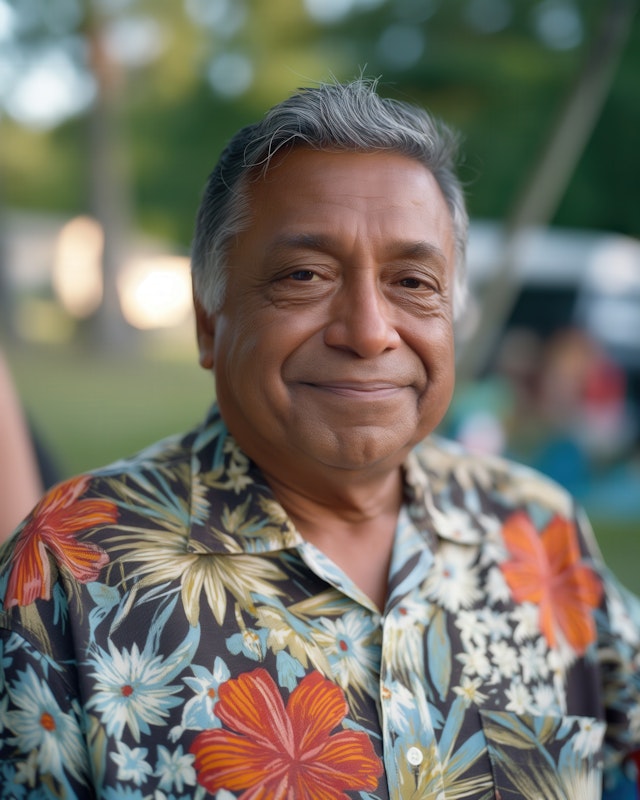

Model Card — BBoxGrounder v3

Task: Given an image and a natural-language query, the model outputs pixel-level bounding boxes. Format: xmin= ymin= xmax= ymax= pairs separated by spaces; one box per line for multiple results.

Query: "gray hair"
xmin=191 ymin=78 xmax=469 ymax=319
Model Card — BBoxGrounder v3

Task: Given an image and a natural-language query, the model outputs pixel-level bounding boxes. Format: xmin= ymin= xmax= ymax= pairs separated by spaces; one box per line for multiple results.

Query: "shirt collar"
xmin=186 ymin=406 xmax=302 ymax=554
xmin=404 ymin=442 xmax=485 ymax=546
xmin=186 ymin=404 xmax=483 ymax=554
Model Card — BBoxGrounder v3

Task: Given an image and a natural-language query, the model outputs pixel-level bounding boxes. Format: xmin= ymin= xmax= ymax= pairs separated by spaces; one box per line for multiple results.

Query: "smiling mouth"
xmin=299 ymin=381 xmax=407 ymax=399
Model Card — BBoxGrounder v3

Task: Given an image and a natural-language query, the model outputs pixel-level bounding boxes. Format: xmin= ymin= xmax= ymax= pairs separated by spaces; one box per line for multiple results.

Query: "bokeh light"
xmin=53 ymin=216 xmax=104 ymax=318
xmin=117 ymin=255 xmax=192 ymax=330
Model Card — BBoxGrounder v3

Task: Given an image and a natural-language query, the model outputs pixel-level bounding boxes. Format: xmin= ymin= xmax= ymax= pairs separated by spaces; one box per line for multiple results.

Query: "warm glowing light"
xmin=118 ymin=255 xmax=192 ymax=329
xmin=53 ymin=216 xmax=104 ymax=317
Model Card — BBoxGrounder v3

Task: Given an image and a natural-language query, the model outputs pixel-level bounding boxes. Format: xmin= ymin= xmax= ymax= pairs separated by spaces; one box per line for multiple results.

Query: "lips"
xmin=297 ymin=380 xmax=409 ymax=399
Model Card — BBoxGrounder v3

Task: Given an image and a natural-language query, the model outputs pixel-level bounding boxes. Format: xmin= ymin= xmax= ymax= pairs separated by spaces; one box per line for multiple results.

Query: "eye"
xmin=398 ymin=274 xmax=438 ymax=291
xmin=287 ymin=269 xmax=318 ymax=282
xmin=399 ymin=277 xmax=423 ymax=289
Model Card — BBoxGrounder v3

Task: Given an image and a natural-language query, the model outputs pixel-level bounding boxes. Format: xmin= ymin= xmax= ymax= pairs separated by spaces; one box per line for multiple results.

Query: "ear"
xmin=193 ymin=289 xmax=216 ymax=370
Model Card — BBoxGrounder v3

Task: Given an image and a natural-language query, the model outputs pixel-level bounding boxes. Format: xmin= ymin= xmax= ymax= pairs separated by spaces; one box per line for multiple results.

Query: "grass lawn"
xmin=587 ymin=518 xmax=640 ymax=595
xmin=6 ymin=340 xmax=213 ymax=477
xmin=6 ymin=339 xmax=639 ymax=594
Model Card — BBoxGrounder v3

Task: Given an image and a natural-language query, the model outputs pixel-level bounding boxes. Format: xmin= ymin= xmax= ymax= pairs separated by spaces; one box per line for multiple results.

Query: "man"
xmin=1 ymin=79 xmax=639 ymax=799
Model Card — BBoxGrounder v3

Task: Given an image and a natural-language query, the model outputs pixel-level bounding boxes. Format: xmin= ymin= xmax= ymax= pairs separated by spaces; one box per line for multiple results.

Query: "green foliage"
xmin=2 ymin=0 xmax=639 ymax=246
xmin=555 ymin=17 xmax=640 ymax=237
xmin=322 ymin=0 xmax=636 ymax=229
xmin=129 ymin=84 xmax=257 ymax=246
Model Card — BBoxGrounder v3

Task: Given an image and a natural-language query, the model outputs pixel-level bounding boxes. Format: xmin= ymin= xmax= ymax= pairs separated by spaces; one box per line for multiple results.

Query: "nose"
xmin=323 ymin=276 xmax=401 ymax=358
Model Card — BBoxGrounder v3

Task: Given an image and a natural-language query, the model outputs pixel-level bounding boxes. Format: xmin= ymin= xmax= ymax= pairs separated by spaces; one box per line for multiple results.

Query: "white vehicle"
xmin=466 ymin=220 xmax=640 ymax=385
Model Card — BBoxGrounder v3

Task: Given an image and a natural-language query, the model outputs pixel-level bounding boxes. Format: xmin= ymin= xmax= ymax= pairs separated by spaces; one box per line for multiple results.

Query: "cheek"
xmin=412 ymin=321 xmax=456 ymax=404
xmin=212 ymin=316 xmax=256 ymax=392
xmin=434 ymin=340 xmax=456 ymax=396
xmin=413 ymin=317 xmax=455 ymax=370
xmin=213 ymin=312 xmax=295 ymax=397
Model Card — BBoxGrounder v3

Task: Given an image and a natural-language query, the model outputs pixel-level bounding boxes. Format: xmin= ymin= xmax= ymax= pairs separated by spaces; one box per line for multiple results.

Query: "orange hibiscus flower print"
xmin=500 ymin=512 xmax=603 ymax=655
xmin=5 ymin=475 xmax=116 ymax=608
xmin=190 ymin=668 xmax=383 ymax=799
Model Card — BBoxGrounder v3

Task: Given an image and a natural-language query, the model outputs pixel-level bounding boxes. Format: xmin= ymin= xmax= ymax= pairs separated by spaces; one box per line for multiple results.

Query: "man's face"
xmin=196 ymin=148 xmax=457 ymax=483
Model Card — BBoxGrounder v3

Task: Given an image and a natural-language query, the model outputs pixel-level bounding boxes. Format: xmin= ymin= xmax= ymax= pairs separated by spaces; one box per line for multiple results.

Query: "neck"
xmin=264 ymin=466 xmax=403 ymax=611
xmin=265 ymin=461 xmax=403 ymax=522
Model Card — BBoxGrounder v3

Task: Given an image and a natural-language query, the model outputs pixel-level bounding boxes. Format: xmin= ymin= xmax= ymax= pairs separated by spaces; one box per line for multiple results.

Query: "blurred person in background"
xmin=1 ymin=79 xmax=639 ymax=800
xmin=521 ymin=327 xmax=634 ymax=499
xmin=0 ymin=349 xmax=43 ymax=542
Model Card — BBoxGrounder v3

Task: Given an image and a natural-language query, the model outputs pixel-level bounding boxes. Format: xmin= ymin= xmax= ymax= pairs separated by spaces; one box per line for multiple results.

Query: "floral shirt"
xmin=1 ymin=404 xmax=639 ymax=800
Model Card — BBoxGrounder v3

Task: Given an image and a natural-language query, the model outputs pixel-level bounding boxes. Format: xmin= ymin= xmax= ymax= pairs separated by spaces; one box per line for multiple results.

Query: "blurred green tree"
xmin=3 ymin=0 xmax=638 ymax=238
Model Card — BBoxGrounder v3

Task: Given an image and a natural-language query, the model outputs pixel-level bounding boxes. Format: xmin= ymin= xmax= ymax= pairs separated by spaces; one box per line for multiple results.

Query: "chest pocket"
xmin=479 ymin=710 xmax=605 ymax=799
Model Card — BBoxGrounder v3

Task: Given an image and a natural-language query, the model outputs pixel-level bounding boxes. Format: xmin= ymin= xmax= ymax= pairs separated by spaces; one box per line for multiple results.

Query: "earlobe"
xmin=193 ymin=293 xmax=216 ymax=371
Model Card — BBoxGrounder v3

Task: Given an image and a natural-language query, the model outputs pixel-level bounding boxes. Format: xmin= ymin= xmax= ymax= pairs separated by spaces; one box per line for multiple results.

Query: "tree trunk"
xmin=83 ymin=8 xmax=134 ymax=351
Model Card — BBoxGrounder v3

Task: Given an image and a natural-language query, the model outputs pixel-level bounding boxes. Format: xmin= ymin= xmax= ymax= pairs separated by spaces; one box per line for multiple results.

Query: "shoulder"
xmin=411 ymin=434 xmax=575 ymax=519
xmin=0 ymin=426 xmax=198 ymax=611
xmin=11 ymin=427 xmax=195 ymax=535
xmin=90 ymin=427 xmax=197 ymax=483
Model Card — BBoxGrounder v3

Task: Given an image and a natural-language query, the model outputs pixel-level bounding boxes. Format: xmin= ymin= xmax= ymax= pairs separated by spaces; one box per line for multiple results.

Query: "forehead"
xmin=238 ymin=148 xmax=455 ymax=252
xmin=248 ymin=147 xmax=440 ymax=202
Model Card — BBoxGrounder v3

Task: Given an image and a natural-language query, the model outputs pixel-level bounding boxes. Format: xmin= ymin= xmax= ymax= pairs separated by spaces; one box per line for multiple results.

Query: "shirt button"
xmin=406 ymin=746 xmax=423 ymax=766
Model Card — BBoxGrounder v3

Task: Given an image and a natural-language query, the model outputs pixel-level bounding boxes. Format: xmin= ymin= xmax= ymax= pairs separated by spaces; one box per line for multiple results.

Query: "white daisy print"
xmin=5 ymin=665 xmax=87 ymax=783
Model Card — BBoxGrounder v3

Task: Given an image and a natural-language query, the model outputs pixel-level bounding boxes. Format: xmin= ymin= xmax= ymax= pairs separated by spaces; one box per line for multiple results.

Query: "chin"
xmin=307 ymin=427 xmax=414 ymax=473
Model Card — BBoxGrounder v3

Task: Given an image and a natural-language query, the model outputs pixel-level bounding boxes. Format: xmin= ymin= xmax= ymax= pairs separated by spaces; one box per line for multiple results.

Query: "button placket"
xmin=379 ymin=609 xmax=446 ymax=799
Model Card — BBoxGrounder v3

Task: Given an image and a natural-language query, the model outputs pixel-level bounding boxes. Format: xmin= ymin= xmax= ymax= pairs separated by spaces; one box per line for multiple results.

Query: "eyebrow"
xmin=265 ymin=233 xmax=333 ymax=258
xmin=265 ymin=234 xmax=448 ymax=264
xmin=393 ymin=241 xmax=448 ymax=264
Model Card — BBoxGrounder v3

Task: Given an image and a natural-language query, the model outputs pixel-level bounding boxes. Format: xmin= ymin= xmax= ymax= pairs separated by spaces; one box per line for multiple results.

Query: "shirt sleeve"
xmin=578 ymin=509 xmax=640 ymax=797
xmin=0 ymin=620 xmax=95 ymax=798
